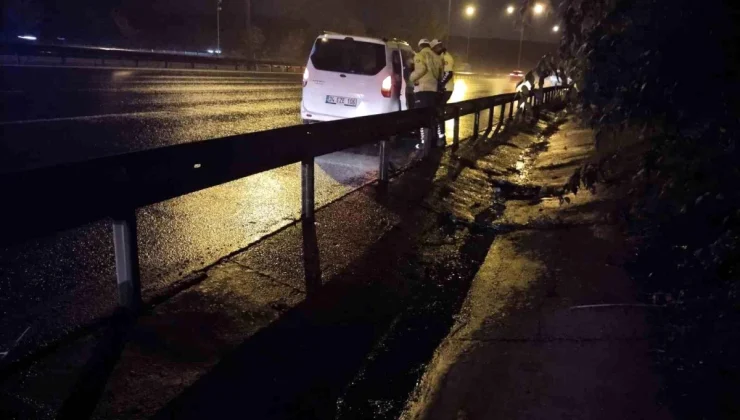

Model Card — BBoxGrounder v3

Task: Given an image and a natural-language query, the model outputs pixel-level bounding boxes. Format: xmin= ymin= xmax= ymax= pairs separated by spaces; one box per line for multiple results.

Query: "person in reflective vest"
xmin=410 ymin=39 xmax=443 ymax=149
xmin=516 ymin=71 xmax=535 ymax=117
xmin=431 ymin=39 xmax=455 ymax=143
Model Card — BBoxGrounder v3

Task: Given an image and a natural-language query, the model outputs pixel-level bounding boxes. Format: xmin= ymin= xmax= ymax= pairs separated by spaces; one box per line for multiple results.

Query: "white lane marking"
xmin=50 ymin=85 xmax=300 ymax=93
xmin=0 ymin=112 xmax=163 ymax=125
xmin=0 ymin=101 xmax=300 ymax=125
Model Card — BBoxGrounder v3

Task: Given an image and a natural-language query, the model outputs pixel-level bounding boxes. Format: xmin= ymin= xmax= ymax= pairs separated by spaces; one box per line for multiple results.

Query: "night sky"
xmin=260 ymin=0 xmax=560 ymax=42
xmin=113 ymin=0 xmax=561 ymax=43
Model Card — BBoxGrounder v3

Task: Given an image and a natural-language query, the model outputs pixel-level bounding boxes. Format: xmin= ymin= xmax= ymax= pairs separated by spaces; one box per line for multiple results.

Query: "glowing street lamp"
xmin=464 ymin=5 xmax=477 ymax=63
xmin=552 ymin=25 xmax=560 ymax=32
xmin=507 ymin=3 xmax=547 ymax=69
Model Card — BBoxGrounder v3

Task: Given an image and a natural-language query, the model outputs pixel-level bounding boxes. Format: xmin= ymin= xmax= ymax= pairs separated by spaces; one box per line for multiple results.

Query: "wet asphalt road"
xmin=0 ymin=65 xmax=517 ymax=350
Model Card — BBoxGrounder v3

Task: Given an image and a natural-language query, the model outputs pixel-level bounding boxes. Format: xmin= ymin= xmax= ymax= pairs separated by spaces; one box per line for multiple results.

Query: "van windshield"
xmin=310 ymin=38 xmax=386 ymax=76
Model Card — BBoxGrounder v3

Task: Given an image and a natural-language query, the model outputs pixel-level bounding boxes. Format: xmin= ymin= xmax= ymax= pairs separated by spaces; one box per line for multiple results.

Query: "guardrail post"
xmin=112 ymin=209 xmax=141 ymax=312
xmin=379 ymin=137 xmax=391 ymax=183
xmin=508 ymin=99 xmax=514 ymax=121
xmin=499 ymin=103 xmax=506 ymax=127
xmin=473 ymin=110 xmax=480 ymax=140
xmin=485 ymin=107 xmax=494 ymax=136
xmin=301 ymin=158 xmax=315 ymax=220
xmin=453 ymin=106 xmax=460 ymax=147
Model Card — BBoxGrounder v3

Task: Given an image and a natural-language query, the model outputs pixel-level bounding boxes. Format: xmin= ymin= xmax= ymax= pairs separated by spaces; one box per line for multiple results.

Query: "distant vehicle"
xmin=301 ymin=33 xmax=415 ymax=124
xmin=509 ymin=70 xmax=524 ymax=81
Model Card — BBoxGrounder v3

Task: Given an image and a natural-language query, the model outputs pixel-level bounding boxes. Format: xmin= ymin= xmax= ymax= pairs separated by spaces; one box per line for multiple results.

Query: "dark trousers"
xmin=414 ymin=91 xmax=439 ymax=147
xmin=439 ymin=90 xmax=453 ymax=138
xmin=414 ymin=91 xmax=437 ymax=108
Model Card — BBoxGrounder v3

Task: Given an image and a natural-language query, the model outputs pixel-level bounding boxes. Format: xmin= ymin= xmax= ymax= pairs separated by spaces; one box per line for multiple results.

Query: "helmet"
xmin=418 ymin=38 xmax=431 ymax=47
xmin=430 ymin=39 xmax=443 ymax=48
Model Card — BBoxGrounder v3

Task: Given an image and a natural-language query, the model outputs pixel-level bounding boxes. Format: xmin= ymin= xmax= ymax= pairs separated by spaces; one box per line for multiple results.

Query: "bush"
xmin=551 ymin=0 xmax=740 ymax=417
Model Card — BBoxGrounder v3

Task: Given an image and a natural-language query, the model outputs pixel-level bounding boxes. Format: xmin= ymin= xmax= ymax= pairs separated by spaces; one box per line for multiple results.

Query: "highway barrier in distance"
xmin=0 ymin=42 xmax=304 ymax=72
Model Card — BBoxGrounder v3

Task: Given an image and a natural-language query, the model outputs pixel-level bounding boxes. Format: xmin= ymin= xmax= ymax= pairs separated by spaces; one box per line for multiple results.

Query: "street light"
xmin=216 ymin=0 xmax=223 ymax=54
xmin=447 ymin=0 xmax=452 ymax=43
xmin=552 ymin=25 xmax=560 ymax=32
xmin=506 ymin=3 xmax=546 ymax=69
xmin=465 ymin=5 xmax=476 ymax=63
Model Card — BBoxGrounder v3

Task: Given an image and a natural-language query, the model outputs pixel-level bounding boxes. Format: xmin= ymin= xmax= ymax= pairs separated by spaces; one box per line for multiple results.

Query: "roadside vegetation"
xmin=542 ymin=0 xmax=740 ymax=416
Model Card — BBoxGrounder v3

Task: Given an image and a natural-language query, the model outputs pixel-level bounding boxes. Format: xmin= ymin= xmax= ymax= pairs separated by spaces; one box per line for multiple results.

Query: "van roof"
xmin=318 ymin=32 xmax=411 ymax=48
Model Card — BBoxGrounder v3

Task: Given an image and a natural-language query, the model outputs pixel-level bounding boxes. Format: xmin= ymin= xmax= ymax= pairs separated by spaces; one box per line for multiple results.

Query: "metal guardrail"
xmin=0 ymin=86 xmax=567 ymax=312
xmin=0 ymin=43 xmax=304 ymax=72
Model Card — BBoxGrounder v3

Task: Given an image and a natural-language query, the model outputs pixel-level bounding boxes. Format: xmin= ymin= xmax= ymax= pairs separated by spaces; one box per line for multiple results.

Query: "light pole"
xmin=447 ymin=0 xmax=453 ymax=43
xmin=246 ymin=0 xmax=253 ymax=59
xmin=465 ymin=5 xmax=476 ymax=63
xmin=517 ymin=23 xmax=524 ymax=69
xmin=507 ymin=3 xmax=545 ymax=69
xmin=216 ymin=0 xmax=223 ymax=53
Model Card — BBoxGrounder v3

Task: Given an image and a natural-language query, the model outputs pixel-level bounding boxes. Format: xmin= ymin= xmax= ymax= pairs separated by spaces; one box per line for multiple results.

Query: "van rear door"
xmin=399 ymin=48 xmax=416 ymax=111
xmin=391 ymin=49 xmax=405 ymax=111
xmin=303 ymin=37 xmax=387 ymax=119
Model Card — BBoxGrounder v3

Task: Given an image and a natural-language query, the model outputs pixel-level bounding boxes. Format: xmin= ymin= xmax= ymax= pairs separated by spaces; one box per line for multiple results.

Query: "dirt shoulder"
xmin=402 ymin=121 xmax=673 ymax=420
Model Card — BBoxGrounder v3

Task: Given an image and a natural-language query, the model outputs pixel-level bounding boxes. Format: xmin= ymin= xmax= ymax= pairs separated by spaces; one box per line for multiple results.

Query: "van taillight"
xmin=303 ymin=68 xmax=309 ymax=87
xmin=381 ymin=76 xmax=392 ymax=98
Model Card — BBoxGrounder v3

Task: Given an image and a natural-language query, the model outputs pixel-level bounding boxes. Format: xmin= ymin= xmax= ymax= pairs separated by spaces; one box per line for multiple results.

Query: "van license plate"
xmin=326 ymin=95 xmax=358 ymax=107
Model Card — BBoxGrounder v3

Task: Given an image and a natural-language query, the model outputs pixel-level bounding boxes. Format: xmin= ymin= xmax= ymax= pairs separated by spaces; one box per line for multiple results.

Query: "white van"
xmin=301 ymin=33 xmax=416 ymax=124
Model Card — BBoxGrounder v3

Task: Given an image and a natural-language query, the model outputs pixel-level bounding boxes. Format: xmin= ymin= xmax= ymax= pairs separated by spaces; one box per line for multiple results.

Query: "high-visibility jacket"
xmin=516 ymin=79 xmax=533 ymax=108
xmin=516 ymin=80 xmax=533 ymax=93
xmin=440 ymin=51 xmax=455 ymax=91
xmin=410 ymin=47 xmax=442 ymax=93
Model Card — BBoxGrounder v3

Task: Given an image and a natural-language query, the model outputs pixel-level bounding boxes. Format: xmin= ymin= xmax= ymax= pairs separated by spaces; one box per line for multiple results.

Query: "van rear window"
xmin=310 ymin=38 xmax=386 ymax=76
